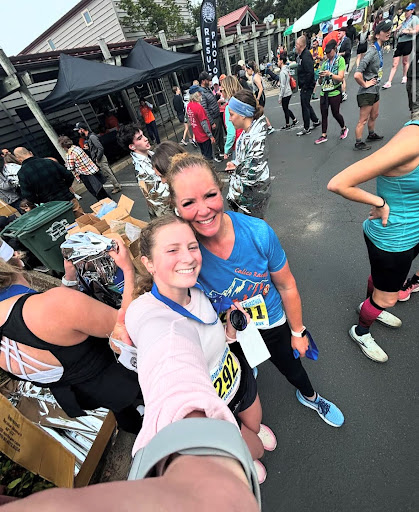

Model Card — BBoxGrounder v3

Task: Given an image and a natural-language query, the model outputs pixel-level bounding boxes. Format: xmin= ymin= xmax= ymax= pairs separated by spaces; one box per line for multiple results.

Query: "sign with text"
xmin=200 ymin=0 xmax=219 ymax=77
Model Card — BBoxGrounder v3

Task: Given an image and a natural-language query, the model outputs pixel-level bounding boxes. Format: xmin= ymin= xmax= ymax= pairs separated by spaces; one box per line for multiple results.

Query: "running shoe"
xmin=354 ymin=141 xmax=371 ymax=151
xmin=292 ymin=118 xmax=298 ymax=126
xmin=367 ymin=132 xmax=384 ymax=141
xmin=357 ymin=302 xmax=402 ymax=328
xmin=382 ymin=82 xmax=392 ymax=89
xmin=348 ymin=326 xmax=388 ymax=363
xmin=180 ymin=139 xmax=188 ymax=146
xmin=214 ymin=156 xmax=223 ymax=162
xmin=312 ymin=120 xmax=321 ymax=128
xmin=297 ymin=128 xmax=312 ymax=136
xmin=398 ymin=277 xmax=419 ymax=301
xmin=342 ymin=92 xmax=348 ymax=101
xmin=401 ymin=76 xmax=407 ymax=84
xmin=189 ymin=138 xmax=198 ymax=148
xmin=281 ymin=124 xmax=291 ymax=130
xmin=340 ymin=127 xmax=349 ymax=140
xmin=254 ymin=460 xmax=267 ymax=484
xmin=267 ymin=126 xmax=276 ymax=134
xmin=315 ymin=135 xmax=328 ymax=144
xmin=257 ymin=424 xmax=277 ymax=451
xmin=296 ymin=390 xmax=344 ymax=427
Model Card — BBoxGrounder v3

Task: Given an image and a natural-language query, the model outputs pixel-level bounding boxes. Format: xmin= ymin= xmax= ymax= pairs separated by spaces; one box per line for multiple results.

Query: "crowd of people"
xmin=0 ymin=4 xmax=418 ymax=509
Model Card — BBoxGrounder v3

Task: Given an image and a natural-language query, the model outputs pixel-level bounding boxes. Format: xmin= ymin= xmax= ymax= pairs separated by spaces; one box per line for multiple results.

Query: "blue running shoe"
xmin=296 ymin=390 xmax=344 ymax=427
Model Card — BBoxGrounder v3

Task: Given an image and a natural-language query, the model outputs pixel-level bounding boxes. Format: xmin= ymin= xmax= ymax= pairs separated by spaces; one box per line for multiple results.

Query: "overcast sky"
xmin=0 ymin=0 xmax=79 ymax=56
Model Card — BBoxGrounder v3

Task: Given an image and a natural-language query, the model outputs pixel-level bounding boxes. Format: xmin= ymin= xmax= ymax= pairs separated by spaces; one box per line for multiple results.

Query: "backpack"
xmin=290 ymin=75 xmax=297 ymax=92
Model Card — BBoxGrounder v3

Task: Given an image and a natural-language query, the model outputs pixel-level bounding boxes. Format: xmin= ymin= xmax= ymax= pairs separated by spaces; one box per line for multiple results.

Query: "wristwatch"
xmin=291 ymin=326 xmax=307 ymax=338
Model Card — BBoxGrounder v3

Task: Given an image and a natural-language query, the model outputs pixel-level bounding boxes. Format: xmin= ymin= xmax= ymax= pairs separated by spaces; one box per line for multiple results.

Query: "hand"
xmin=291 ymin=335 xmax=309 ymax=358
xmin=109 ymin=308 xmax=134 ymax=354
xmin=108 ymin=236 xmax=134 ymax=273
xmin=224 ymin=153 xmax=230 ymax=160
xmin=278 ymin=99 xmax=282 ymax=105
xmin=63 ymin=258 xmax=77 ymax=282
xmin=366 ymin=78 xmax=377 ymax=87
xmin=210 ymin=136 xmax=216 ymax=144
xmin=225 ymin=302 xmax=251 ymax=340
xmin=368 ymin=201 xmax=390 ymax=227
xmin=225 ymin=161 xmax=236 ymax=171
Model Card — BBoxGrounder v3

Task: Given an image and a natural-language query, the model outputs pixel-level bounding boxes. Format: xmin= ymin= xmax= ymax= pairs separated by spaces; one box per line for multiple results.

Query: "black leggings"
xmin=260 ymin=323 xmax=314 ymax=397
xmin=320 ymin=92 xmax=345 ymax=134
xmin=282 ymin=95 xmax=296 ymax=125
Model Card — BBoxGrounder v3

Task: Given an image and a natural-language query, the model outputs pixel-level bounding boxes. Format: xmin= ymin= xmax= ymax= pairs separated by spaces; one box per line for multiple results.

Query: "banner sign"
xmin=331 ymin=9 xmax=365 ymax=30
xmin=200 ymin=0 xmax=219 ymax=77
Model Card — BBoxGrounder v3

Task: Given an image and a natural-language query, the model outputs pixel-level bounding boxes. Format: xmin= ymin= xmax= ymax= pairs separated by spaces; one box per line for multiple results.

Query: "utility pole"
xmin=0 ymin=46 xmax=65 ymax=158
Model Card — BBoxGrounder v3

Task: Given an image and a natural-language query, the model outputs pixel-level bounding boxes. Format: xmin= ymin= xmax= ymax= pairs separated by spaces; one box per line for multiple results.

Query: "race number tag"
xmin=211 ymin=347 xmax=240 ymax=402
xmin=377 ymin=68 xmax=383 ymax=83
xmin=240 ymin=294 xmax=269 ymax=328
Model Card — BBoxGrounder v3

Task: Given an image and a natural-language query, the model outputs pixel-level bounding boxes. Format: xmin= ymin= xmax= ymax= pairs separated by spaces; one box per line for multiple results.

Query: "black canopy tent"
xmin=125 ymin=39 xmax=202 ymax=141
xmin=40 ymin=53 xmax=151 ymax=113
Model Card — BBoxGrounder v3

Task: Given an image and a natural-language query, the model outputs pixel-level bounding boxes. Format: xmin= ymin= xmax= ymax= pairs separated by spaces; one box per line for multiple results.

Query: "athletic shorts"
xmin=177 ymin=113 xmax=187 ymax=124
xmin=357 ymin=93 xmax=380 ymax=108
xmin=227 ymin=350 xmax=257 ymax=425
xmin=364 ymin=233 xmax=419 ymax=292
xmin=394 ymin=40 xmax=413 ymax=57
xmin=256 ymin=91 xmax=266 ymax=107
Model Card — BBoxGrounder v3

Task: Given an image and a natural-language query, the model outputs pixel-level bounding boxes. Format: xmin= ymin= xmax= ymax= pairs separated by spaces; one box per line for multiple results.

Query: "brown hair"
xmin=151 ymin=141 xmax=186 ymax=177
xmin=3 ymin=153 xmax=20 ymax=165
xmin=0 ymin=258 xmax=24 ymax=289
xmin=232 ymin=89 xmax=264 ymax=120
xmin=221 ymin=75 xmax=242 ymax=100
xmin=58 ymin=135 xmax=74 ymax=150
xmin=166 ymin=153 xmax=223 ymax=207
xmin=134 ymin=214 xmax=190 ymax=296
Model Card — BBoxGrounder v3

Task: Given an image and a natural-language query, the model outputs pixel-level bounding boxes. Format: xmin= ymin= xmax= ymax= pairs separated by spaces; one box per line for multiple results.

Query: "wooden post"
xmin=196 ymin=27 xmax=205 ymax=67
xmin=0 ymin=47 xmax=66 ymax=158
xmin=277 ymin=19 xmax=282 ymax=48
xmin=98 ymin=38 xmax=137 ymax=123
xmin=219 ymin=26 xmax=231 ymax=75
xmin=252 ymin=22 xmax=259 ymax=67
xmin=286 ymin=19 xmax=290 ymax=50
xmin=158 ymin=30 xmax=180 ymax=88
xmin=266 ymin=21 xmax=272 ymax=61
xmin=236 ymin=24 xmax=245 ymax=62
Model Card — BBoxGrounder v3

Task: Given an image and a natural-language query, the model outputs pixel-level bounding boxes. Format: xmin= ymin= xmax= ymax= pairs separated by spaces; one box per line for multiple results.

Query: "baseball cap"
xmin=73 ymin=121 xmax=88 ymax=131
xmin=189 ymin=85 xmax=201 ymax=95
xmin=337 ymin=26 xmax=347 ymax=32
xmin=325 ymin=40 xmax=337 ymax=53
xmin=198 ymin=71 xmax=211 ymax=83
xmin=374 ymin=19 xmax=392 ymax=34
xmin=238 ymin=60 xmax=245 ymax=67
xmin=406 ymin=3 xmax=416 ymax=11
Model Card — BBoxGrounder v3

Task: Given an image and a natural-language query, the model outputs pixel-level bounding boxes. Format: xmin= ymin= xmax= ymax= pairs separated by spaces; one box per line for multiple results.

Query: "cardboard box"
xmin=90 ymin=195 xmax=135 ymax=224
xmin=0 ymin=394 xmax=116 ymax=489
xmin=0 ymin=200 xmax=18 ymax=218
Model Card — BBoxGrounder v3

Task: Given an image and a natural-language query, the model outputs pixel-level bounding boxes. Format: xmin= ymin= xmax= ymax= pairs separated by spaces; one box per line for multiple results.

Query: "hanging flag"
xmin=284 ymin=0 xmax=371 ymax=35
xmin=200 ymin=0 xmax=219 ymax=77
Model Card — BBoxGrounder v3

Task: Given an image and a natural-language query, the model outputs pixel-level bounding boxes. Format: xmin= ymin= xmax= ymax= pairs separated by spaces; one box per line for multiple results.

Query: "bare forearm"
xmin=328 ymin=180 xmax=384 ymax=207
xmin=280 ymin=285 xmax=304 ymax=332
xmin=121 ymin=267 xmax=135 ymax=311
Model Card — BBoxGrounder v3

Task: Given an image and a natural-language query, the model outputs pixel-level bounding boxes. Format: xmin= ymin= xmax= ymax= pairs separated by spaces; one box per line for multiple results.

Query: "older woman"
xmin=225 ymin=89 xmax=271 ymax=219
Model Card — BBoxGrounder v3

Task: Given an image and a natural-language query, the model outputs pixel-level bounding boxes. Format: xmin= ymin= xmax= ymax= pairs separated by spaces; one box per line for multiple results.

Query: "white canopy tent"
xmin=284 ymin=0 xmax=372 ymax=35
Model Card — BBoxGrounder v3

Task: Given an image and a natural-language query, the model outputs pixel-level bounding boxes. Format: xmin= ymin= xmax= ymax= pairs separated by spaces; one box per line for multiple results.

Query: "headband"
xmin=228 ymin=97 xmax=255 ymax=118
xmin=0 ymin=240 xmax=14 ymax=262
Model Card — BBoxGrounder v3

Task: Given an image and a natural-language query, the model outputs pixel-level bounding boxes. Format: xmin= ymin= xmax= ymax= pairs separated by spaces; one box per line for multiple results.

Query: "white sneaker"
xmin=257 ymin=424 xmax=277 ymax=451
xmin=349 ymin=326 xmax=388 ymax=363
xmin=357 ymin=302 xmax=402 ymax=328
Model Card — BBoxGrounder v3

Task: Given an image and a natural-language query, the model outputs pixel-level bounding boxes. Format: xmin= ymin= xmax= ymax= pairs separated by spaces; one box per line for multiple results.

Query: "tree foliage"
xmin=118 ymin=0 xmax=186 ymax=39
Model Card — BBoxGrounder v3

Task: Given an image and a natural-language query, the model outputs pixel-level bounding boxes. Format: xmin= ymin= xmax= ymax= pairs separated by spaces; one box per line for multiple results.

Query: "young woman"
xmin=277 ymin=53 xmax=298 ymax=130
xmin=225 ymin=90 xmax=271 ymax=219
xmin=220 ymin=76 xmax=243 ymax=159
xmin=328 ymin=120 xmax=419 ymax=362
xmin=356 ymin=24 xmax=370 ymax=67
xmin=125 ymin=215 xmax=276 ymax=483
xmin=245 ymin=62 xmax=275 ymax=134
xmin=315 ymin=40 xmax=349 ymax=145
xmin=166 ymin=153 xmax=345 ymax=429
xmin=0 ymin=241 xmax=143 ymax=433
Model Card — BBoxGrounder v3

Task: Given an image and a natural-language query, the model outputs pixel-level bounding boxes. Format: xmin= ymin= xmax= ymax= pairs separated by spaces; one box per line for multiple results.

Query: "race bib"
xmin=211 ymin=346 xmax=240 ymax=402
xmin=240 ymin=294 xmax=269 ymax=328
xmin=322 ymin=77 xmax=335 ymax=92
xmin=377 ymin=68 xmax=383 ymax=83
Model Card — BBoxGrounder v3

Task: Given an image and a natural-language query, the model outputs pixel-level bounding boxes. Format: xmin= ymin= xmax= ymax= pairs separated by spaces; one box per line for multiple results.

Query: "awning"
xmin=284 ymin=0 xmax=371 ymax=35
xmin=40 ymin=53 xmax=151 ymax=113
xmin=124 ymin=38 xmax=202 ymax=79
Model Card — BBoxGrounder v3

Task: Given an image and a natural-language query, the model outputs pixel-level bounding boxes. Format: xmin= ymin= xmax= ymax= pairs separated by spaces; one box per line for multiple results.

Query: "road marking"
xmin=104 ymin=182 xmax=139 ymax=187
xmin=273 ymin=98 xmax=320 ymax=108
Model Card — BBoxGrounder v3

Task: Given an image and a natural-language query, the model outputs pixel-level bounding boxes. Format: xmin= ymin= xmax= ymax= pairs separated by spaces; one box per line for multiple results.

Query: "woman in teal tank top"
xmin=328 ymin=120 xmax=419 ymax=363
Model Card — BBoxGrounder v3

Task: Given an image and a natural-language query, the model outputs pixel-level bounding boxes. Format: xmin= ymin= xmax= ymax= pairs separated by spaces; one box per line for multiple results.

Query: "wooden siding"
xmin=27 ymin=0 xmax=125 ymax=54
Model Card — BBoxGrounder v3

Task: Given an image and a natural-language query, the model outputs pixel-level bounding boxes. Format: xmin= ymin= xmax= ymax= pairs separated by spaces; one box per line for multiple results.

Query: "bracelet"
xmin=225 ymin=325 xmax=237 ymax=343
xmin=376 ymin=198 xmax=386 ymax=208
xmin=61 ymin=276 xmax=78 ymax=287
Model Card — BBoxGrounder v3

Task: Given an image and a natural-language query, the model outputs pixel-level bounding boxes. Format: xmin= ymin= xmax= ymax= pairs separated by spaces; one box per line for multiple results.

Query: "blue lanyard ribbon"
xmin=151 ymin=283 xmax=220 ymax=325
xmin=374 ymin=42 xmax=383 ymax=69
xmin=326 ymin=55 xmax=338 ymax=72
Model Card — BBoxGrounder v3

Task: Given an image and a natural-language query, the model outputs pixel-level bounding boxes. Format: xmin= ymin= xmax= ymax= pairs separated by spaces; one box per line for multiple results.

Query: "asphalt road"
xmin=83 ymin=53 xmax=419 ymax=512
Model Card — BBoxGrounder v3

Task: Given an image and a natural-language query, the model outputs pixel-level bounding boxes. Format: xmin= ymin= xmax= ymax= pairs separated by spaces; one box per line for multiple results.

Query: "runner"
xmin=166 ymin=153 xmax=345 ymax=429
xmin=310 ymin=38 xmax=324 ymax=99
xmin=245 ymin=62 xmax=275 ymax=134
xmin=328 ymin=120 xmax=419 ymax=362
xmin=125 ymin=215 xmax=276 ymax=483
xmin=353 ymin=19 xmax=392 ymax=151
xmin=186 ymin=85 xmax=215 ymax=161
xmin=382 ymin=3 xmax=419 ymax=89
xmin=336 ymin=27 xmax=352 ymax=101
xmin=315 ymin=40 xmax=349 ymax=145
xmin=278 ymin=53 xmax=298 ymax=130
xmin=224 ymin=89 xmax=271 ymax=219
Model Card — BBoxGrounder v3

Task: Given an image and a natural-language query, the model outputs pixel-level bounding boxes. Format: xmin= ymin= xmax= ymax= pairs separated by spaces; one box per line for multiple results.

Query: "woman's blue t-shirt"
xmin=198 ymin=212 xmax=287 ymax=326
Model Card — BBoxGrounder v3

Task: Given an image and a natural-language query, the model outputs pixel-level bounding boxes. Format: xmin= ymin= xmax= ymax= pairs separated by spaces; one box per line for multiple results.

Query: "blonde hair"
xmin=189 ymin=91 xmax=201 ymax=102
xmin=222 ymin=75 xmax=242 ymax=100
xmin=166 ymin=153 xmax=223 ymax=208
xmin=134 ymin=215 xmax=190 ymax=297
xmin=0 ymin=258 xmax=24 ymax=289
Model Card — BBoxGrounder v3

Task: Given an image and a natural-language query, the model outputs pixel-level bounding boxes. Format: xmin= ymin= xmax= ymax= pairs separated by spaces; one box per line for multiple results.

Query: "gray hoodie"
xmin=278 ymin=67 xmax=293 ymax=101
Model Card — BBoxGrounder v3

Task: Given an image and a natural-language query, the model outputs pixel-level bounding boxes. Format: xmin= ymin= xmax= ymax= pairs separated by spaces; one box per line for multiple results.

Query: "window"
xmin=82 ymin=9 xmax=93 ymax=26
xmin=47 ymin=39 xmax=56 ymax=50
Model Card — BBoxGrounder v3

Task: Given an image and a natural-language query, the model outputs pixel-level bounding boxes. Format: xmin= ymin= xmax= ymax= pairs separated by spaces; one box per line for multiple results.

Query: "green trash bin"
xmin=1 ymin=201 xmax=75 ymax=273
xmin=288 ymin=62 xmax=299 ymax=92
